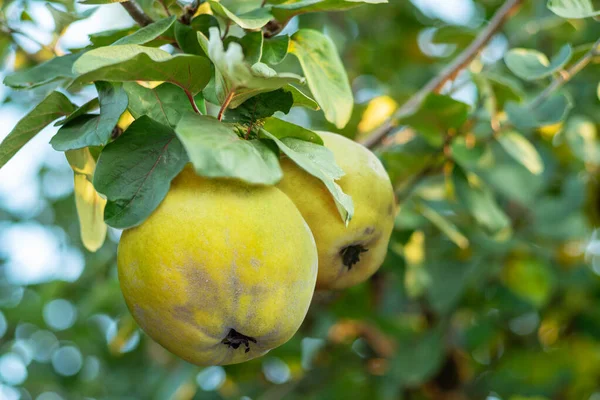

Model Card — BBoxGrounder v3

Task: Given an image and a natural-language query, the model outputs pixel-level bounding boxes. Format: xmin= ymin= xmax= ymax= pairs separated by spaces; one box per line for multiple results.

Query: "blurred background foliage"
xmin=0 ymin=0 xmax=600 ymax=399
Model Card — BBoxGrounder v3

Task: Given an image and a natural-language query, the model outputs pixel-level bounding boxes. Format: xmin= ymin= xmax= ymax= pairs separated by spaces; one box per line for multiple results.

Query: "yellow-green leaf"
xmin=66 ymin=148 xmax=107 ymax=252
xmin=290 ymin=29 xmax=353 ymax=129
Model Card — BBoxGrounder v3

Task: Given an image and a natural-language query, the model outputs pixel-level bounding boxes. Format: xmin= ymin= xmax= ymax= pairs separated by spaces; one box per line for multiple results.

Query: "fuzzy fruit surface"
xmin=278 ymin=132 xmax=395 ymax=290
xmin=117 ymin=166 xmax=318 ymax=365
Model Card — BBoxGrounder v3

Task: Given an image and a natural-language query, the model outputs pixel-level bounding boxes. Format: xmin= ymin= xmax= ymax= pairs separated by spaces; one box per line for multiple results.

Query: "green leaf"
xmin=450 ymin=137 xmax=494 ymax=170
xmin=90 ymin=27 xmax=138 ymax=47
xmin=432 ymin=25 xmax=476 ymax=46
xmin=175 ymin=113 xmax=282 ymax=185
xmin=452 ymin=167 xmax=510 ymax=234
xmin=124 ymin=82 xmax=204 ymax=127
xmin=480 ymin=162 xmax=544 ymax=206
xmin=201 ymin=27 xmax=304 ymax=108
xmin=380 ymin=135 xmax=437 ymax=184
xmin=482 ymin=72 xmax=524 ymax=109
xmin=290 ymin=29 xmax=353 ymax=129
xmin=65 ymin=148 xmax=107 ymax=252
xmin=497 ymin=131 xmax=544 ymax=175
xmin=505 ymin=93 xmax=573 ymax=129
xmin=72 ymin=45 xmax=211 ymax=95
xmin=261 ymin=129 xmax=354 ymax=224
xmin=504 ymin=258 xmax=554 ymax=308
xmin=416 ymin=200 xmax=469 ymax=249
xmin=0 ymin=32 xmax=11 ymax=61
xmin=270 ymin=0 xmax=387 ymax=21
xmin=223 ymin=89 xmax=293 ymax=127
xmin=532 ymin=92 xmax=574 ymax=123
xmin=262 ymin=35 xmax=290 ymax=65
xmin=237 ymin=31 xmax=263 ymax=65
xmin=564 ymin=115 xmax=599 ymax=164
xmin=283 ymin=85 xmax=320 ymax=110
xmin=56 ymin=99 xmax=100 ymax=127
xmin=426 ymin=258 xmax=486 ymax=314
xmin=112 ymin=15 xmax=176 ymax=46
xmin=4 ymin=53 xmax=82 ymax=89
xmin=93 ymin=116 xmax=188 ymax=229
xmin=209 ymin=1 xmax=273 ymax=29
xmin=391 ymin=326 xmax=445 ymax=385
xmin=46 ymin=4 xmax=96 ymax=33
xmin=400 ymin=93 xmax=469 ymax=147
xmin=0 ymin=91 xmax=76 ymax=169
xmin=473 ymin=72 xmax=525 ymax=117
xmin=174 ymin=22 xmax=204 ymax=56
xmin=504 ymin=45 xmax=572 ymax=80
xmin=190 ymin=14 xmax=220 ymax=35
xmin=547 ymin=0 xmax=600 ymax=18
xmin=174 ymin=16 xmax=219 ymax=56
xmin=262 ymin=117 xmax=323 ymax=144
xmin=51 ymin=82 xmax=129 ymax=151
xmin=20 ymin=10 xmax=33 ymax=21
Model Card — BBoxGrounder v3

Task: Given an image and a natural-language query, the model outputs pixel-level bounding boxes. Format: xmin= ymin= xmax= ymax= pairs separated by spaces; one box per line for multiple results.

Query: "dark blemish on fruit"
xmin=364 ymin=227 xmax=375 ymax=235
xmin=222 ymin=328 xmax=257 ymax=353
xmin=340 ymin=245 xmax=369 ymax=270
xmin=388 ymin=204 xmax=394 ymax=216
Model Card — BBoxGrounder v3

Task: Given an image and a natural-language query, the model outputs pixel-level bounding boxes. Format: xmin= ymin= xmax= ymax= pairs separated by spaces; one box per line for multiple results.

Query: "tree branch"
xmin=180 ymin=0 xmax=204 ymax=25
xmin=360 ymin=0 xmax=525 ymax=149
xmin=387 ymin=36 xmax=600 ymax=204
xmin=529 ymin=37 xmax=600 ymax=109
xmin=120 ymin=1 xmax=154 ymax=27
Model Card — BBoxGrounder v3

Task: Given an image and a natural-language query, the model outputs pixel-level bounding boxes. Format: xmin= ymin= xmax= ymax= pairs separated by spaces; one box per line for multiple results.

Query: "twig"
xmin=120 ymin=1 xmax=154 ymax=27
xmin=185 ymin=90 xmax=202 ymax=114
xmin=221 ymin=22 xmax=231 ymax=40
xmin=389 ymin=37 xmax=600 ymax=203
xmin=529 ymin=37 xmax=600 ymax=109
xmin=157 ymin=0 xmax=171 ymax=16
xmin=263 ymin=20 xmax=284 ymax=39
xmin=218 ymin=91 xmax=235 ymax=121
xmin=180 ymin=0 xmax=203 ymax=25
xmin=360 ymin=0 xmax=525 ymax=149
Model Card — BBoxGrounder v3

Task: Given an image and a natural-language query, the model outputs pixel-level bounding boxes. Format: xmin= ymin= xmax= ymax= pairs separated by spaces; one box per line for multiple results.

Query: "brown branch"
xmin=388 ymin=37 xmax=600 ymax=203
xmin=180 ymin=0 xmax=204 ymax=25
xmin=529 ymin=37 xmax=600 ymax=109
xmin=157 ymin=0 xmax=171 ymax=16
xmin=360 ymin=0 xmax=525 ymax=149
xmin=120 ymin=1 xmax=154 ymax=27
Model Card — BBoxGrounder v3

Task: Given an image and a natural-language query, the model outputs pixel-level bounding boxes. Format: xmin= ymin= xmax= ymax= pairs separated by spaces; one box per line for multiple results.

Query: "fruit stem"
xmin=218 ymin=90 xmax=235 ymax=121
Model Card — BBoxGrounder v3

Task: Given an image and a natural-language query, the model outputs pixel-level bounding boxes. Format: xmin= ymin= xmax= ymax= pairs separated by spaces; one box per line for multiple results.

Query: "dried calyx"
xmin=340 ymin=245 xmax=368 ymax=269
xmin=222 ymin=328 xmax=257 ymax=353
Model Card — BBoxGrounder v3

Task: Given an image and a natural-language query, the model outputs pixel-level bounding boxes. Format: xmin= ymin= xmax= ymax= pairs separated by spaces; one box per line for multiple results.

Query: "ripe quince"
xmin=118 ymin=167 xmax=318 ymax=365
xmin=277 ymin=132 xmax=395 ymax=290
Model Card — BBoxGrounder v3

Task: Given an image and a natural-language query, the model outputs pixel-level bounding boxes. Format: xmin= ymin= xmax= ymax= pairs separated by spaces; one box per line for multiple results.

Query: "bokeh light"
xmin=51 ymin=346 xmax=83 ymax=377
xmin=43 ymin=299 xmax=77 ymax=331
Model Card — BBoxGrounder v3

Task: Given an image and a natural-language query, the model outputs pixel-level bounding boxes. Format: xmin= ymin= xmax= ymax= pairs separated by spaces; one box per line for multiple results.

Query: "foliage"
xmin=0 ymin=0 xmax=599 ymax=399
